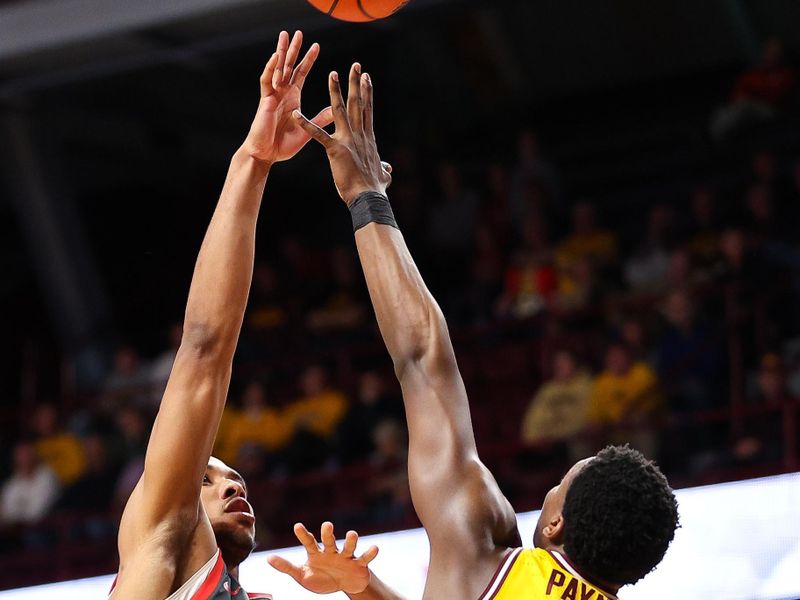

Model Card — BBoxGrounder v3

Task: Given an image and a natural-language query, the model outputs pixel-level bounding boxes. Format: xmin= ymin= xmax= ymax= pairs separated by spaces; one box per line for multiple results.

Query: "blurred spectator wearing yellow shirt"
xmin=31 ymin=404 xmax=86 ymax=486
xmin=557 ymin=202 xmax=618 ymax=270
xmin=284 ymin=365 xmax=349 ymax=471
xmin=216 ymin=381 xmax=294 ymax=472
xmin=589 ymin=343 xmax=662 ymax=458
xmin=520 ymin=351 xmax=592 ymax=462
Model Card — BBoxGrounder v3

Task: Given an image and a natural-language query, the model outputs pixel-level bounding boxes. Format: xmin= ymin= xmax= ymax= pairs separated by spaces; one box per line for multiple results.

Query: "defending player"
xmin=111 ymin=32 xmax=384 ymax=600
xmin=294 ymin=65 xmax=680 ymax=598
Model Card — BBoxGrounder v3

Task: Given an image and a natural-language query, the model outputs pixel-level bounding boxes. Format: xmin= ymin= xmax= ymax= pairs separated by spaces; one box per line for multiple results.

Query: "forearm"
xmin=347 ymin=573 xmax=406 ymax=600
xmin=354 ymin=220 xmax=448 ymax=374
xmin=182 ymin=148 xmax=270 ymax=357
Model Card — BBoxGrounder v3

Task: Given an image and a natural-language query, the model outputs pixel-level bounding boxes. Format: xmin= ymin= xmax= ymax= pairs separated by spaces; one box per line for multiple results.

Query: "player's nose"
xmin=221 ymin=479 xmax=245 ymax=500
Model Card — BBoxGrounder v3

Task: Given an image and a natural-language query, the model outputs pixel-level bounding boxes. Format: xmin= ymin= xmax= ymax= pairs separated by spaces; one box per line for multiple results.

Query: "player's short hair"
xmin=562 ymin=445 xmax=679 ymax=585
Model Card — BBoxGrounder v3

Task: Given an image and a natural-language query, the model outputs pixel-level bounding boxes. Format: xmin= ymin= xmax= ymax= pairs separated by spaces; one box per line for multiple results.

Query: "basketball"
xmin=307 ymin=0 xmax=410 ymax=22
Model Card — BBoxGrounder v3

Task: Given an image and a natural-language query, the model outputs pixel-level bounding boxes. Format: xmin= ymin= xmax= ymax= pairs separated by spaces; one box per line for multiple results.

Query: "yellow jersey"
xmin=479 ymin=548 xmax=617 ymax=600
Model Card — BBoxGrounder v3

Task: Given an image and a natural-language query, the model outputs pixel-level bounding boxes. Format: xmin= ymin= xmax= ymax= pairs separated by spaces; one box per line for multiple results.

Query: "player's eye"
xmin=202 ymin=475 xmax=211 ymax=485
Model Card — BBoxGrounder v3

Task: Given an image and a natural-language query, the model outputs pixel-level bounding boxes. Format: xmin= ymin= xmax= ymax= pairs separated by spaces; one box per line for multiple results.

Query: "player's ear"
xmin=542 ymin=514 xmax=565 ymax=545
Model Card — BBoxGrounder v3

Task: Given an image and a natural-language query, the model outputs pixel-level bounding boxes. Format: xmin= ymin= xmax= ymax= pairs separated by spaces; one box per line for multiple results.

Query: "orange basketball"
xmin=307 ymin=0 xmax=410 ymax=22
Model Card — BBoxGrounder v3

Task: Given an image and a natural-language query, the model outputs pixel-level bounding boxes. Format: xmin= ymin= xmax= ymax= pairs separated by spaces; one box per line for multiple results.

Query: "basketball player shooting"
xmin=294 ymin=64 xmax=681 ymax=599
xmin=111 ymin=32 xmax=385 ymax=600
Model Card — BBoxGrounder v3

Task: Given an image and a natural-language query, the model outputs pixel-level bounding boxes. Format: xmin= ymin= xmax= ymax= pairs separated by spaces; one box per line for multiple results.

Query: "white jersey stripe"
xmin=478 ymin=548 xmax=522 ymax=600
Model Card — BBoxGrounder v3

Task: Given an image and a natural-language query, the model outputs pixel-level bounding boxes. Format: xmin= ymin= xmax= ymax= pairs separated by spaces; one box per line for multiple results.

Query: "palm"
xmin=269 ymin=522 xmax=379 ymax=596
xmin=249 ymin=87 xmax=307 ymax=163
xmin=244 ymin=31 xmax=332 ymax=164
xmin=295 ymin=552 xmax=371 ymax=594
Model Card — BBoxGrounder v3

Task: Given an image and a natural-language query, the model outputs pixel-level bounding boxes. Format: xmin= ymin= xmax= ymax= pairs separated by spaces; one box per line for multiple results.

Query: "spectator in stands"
xmin=103 ymin=346 xmax=150 ymax=408
xmin=510 ymin=130 xmax=560 ymax=224
xmin=685 ymin=186 xmax=723 ymax=272
xmin=147 ymin=323 xmax=182 ymax=407
xmin=1 ymin=441 xmax=60 ymax=525
xmin=745 ymin=183 xmax=786 ymax=243
xmin=284 ymin=365 xmax=349 ymax=470
xmin=31 ymin=404 xmax=86 ymax=486
xmin=665 ymin=248 xmax=701 ymax=293
xmin=386 ymin=145 xmax=425 ymax=249
xmin=520 ymin=350 xmax=592 ymax=452
xmin=306 ymin=247 xmax=368 ymax=333
xmin=365 ymin=420 xmax=410 ymax=524
xmin=113 ymin=404 xmax=150 ymax=466
xmin=556 ymin=202 xmax=618 ymax=283
xmin=219 ymin=380 xmax=293 ymax=473
xmin=624 ymin=204 xmax=675 ymax=293
xmin=466 ymin=223 xmax=505 ymax=324
xmin=56 ymin=433 xmax=118 ymax=513
xmin=554 ymin=255 xmax=601 ymax=313
xmin=734 ymin=353 xmax=792 ymax=466
xmin=337 ymin=371 xmax=400 ymax=466
xmin=427 ymin=161 xmax=481 ymax=286
xmin=711 ymin=37 xmax=797 ymax=141
xmin=481 ymin=164 xmax=514 ymax=244
xmin=496 ymin=216 xmax=558 ymax=319
xmin=247 ymin=264 xmax=291 ymax=332
xmin=656 ymin=290 xmax=723 ymax=412
xmin=618 ymin=317 xmax=656 ymax=364
xmin=589 ymin=342 xmax=662 ymax=457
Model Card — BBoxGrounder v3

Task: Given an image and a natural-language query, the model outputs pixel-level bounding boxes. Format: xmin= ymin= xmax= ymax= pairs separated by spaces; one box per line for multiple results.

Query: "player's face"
xmin=201 ymin=457 xmax=256 ymax=556
xmin=533 ymin=458 xmax=592 ymax=549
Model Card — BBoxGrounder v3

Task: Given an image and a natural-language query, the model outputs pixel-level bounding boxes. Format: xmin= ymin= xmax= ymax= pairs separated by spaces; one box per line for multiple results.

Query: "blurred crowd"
xmin=2 ymin=36 xmax=800 ymax=578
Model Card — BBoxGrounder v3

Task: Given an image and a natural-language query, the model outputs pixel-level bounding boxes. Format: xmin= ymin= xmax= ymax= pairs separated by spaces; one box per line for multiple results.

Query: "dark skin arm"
xmin=295 ymin=66 xmax=520 ymax=599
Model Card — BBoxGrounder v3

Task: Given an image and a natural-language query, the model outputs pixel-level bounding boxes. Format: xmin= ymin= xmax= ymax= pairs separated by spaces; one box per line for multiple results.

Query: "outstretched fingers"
xmin=293 ymin=522 xmax=321 ymax=555
xmin=361 ymin=72 xmax=374 ymax=140
xmin=293 ymin=110 xmax=335 ymax=149
xmin=329 ymin=71 xmax=352 ymax=136
xmin=291 ymin=41 xmax=320 ymax=90
xmin=282 ymin=30 xmax=303 ymax=85
xmin=267 ymin=555 xmax=303 ymax=581
xmin=320 ymin=521 xmax=339 ymax=553
xmin=347 ymin=63 xmax=364 ymax=134
xmin=260 ymin=52 xmax=279 ymax=97
xmin=357 ymin=544 xmax=379 ymax=566
xmin=272 ymin=30 xmax=290 ymax=89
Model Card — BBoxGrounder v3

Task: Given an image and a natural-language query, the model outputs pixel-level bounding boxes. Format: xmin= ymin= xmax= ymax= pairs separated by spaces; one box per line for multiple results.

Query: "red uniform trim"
xmin=485 ymin=550 xmax=520 ymax=600
xmin=190 ymin=552 xmax=226 ymax=600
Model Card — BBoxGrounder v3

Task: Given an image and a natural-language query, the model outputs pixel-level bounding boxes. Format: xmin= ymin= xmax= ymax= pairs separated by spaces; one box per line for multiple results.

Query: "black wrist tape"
xmin=348 ymin=191 xmax=398 ymax=232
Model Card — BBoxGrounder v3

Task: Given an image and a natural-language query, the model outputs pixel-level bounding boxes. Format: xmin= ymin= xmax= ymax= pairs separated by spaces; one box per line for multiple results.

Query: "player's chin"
xmin=215 ymin=512 xmax=257 ymax=539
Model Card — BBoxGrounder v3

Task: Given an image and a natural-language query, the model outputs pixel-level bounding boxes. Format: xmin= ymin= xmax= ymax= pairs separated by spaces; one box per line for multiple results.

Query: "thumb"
xmin=267 ymin=555 xmax=303 ymax=581
xmin=310 ymin=106 xmax=334 ymax=129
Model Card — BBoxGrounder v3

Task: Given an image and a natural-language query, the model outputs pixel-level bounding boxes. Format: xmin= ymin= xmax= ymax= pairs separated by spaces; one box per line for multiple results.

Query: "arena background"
xmin=1 ymin=0 xmax=800 ymax=597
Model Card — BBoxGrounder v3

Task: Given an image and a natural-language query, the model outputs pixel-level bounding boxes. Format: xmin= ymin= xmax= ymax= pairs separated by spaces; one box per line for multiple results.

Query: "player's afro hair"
xmin=562 ymin=445 xmax=679 ymax=586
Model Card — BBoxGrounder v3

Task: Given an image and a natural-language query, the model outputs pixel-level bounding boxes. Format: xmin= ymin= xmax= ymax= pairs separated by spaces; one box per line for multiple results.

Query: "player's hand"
xmin=293 ymin=63 xmax=392 ymax=206
xmin=267 ymin=521 xmax=379 ymax=594
xmin=243 ymin=31 xmax=334 ymax=165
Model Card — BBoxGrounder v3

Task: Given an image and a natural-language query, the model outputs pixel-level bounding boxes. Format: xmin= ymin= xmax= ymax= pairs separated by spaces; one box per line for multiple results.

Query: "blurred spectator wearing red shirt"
xmin=496 ymin=216 xmax=558 ymax=319
xmin=711 ymin=37 xmax=797 ymax=141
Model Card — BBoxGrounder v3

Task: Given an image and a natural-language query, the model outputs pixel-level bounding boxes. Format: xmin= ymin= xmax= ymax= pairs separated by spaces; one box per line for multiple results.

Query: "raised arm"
xmin=294 ymin=66 xmax=519 ymax=558
xmin=118 ymin=31 xmax=332 ymax=562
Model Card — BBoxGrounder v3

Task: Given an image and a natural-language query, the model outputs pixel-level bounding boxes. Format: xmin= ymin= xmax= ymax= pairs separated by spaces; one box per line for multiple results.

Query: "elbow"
xmin=180 ymin=321 xmax=226 ymax=359
xmin=393 ymin=331 xmax=458 ymax=387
